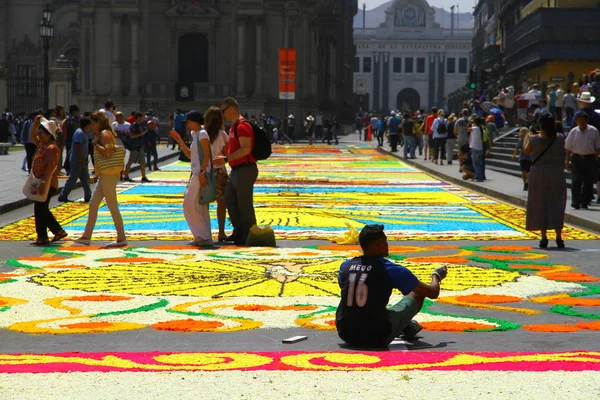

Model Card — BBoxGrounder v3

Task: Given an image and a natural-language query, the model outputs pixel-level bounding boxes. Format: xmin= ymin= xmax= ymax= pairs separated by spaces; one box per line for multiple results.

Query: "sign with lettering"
xmin=279 ymin=48 xmax=296 ymax=100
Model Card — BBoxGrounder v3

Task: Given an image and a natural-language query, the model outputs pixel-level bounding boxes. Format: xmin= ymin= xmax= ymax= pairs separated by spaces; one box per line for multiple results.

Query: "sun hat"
xmin=39 ymin=117 xmax=58 ymax=139
xmin=578 ymin=92 xmax=596 ymax=104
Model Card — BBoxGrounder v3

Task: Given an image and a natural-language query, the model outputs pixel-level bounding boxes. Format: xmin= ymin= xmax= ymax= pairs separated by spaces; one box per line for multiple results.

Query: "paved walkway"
xmin=0 ymin=144 xmax=181 ymax=215
xmin=369 ymin=140 xmax=600 ymax=234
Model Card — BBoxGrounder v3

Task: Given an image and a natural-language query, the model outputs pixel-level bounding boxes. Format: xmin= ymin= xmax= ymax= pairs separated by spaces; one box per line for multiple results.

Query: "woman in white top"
xmin=204 ymin=107 xmax=229 ymax=242
xmin=169 ymin=109 xmax=212 ymax=246
xmin=469 ymin=117 xmax=485 ymax=182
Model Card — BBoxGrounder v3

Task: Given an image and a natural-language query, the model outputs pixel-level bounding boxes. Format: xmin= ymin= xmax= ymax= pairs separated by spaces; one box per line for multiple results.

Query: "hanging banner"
xmin=279 ymin=48 xmax=296 ymax=100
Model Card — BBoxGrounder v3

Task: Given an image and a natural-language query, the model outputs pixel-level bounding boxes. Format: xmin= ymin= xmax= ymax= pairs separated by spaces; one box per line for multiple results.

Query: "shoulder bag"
xmin=196 ymin=133 xmax=217 ymax=205
xmin=94 ymin=133 xmax=125 ymax=175
xmin=531 ymin=135 xmax=557 ymax=166
xmin=22 ymin=171 xmax=46 ymax=202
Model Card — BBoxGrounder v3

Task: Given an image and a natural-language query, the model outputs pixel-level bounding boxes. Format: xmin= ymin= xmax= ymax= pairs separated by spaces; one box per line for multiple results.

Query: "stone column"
xmin=308 ymin=23 xmax=317 ymax=97
xmin=81 ymin=16 xmax=93 ymax=93
xmin=111 ymin=13 xmax=122 ymax=95
xmin=373 ymin=52 xmax=380 ymax=112
xmin=236 ymin=18 xmax=246 ymax=96
xmin=129 ymin=14 xmax=139 ymax=96
xmin=0 ymin=66 xmax=7 ymax=109
xmin=254 ymin=18 xmax=263 ymax=97
xmin=382 ymin=52 xmax=390 ymax=112
xmin=428 ymin=53 xmax=436 ymax=108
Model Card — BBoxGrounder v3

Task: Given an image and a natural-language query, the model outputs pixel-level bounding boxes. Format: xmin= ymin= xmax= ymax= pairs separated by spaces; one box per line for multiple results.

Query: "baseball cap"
xmin=185 ymin=110 xmax=204 ymax=124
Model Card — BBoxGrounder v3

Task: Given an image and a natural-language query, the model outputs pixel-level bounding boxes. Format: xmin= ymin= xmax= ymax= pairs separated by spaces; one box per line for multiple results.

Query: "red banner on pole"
xmin=279 ymin=48 xmax=296 ymax=100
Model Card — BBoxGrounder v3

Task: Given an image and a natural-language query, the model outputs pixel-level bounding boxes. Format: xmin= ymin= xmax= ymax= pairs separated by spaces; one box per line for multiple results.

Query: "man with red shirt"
xmin=421 ymin=107 xmax=437 ymax=161
xmin=219 ymin=97 xmax=258 ymax=245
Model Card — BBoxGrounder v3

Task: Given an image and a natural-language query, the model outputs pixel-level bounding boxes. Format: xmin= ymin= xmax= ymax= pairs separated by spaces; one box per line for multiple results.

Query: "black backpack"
xmin=234 ymin=120 xmax=272 ymax=161
xmin=437 ymin=118 xmax=448 ymax=134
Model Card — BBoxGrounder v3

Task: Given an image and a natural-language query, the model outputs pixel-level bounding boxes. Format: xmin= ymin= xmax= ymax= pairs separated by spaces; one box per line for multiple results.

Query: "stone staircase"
xmin=487 ymin=129 xmax=573 ymax=187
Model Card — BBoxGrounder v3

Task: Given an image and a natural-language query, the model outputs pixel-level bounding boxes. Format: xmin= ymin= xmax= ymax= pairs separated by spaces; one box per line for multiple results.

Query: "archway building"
xmin=353 ymin=0 xmax=472 ymax=113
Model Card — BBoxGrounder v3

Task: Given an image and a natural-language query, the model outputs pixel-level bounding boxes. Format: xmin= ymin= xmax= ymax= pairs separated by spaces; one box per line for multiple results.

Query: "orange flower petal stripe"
xmin=152 ymin=319 xmax=225 ymax=332
xmin=455 ymin=294 xmax=522 ymax=304
xmin=523 ymin=324 xmax=581 ymax=333
xmin=421 ymin=321 xmax=496 ymax=332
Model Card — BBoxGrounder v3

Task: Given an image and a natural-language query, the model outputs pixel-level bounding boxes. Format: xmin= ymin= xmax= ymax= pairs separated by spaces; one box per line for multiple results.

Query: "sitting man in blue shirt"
xmin=336 ymin=224 xmax=448 ymax=348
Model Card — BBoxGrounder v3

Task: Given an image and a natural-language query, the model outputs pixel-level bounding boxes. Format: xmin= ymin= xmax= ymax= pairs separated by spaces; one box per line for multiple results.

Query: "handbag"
xmin=196 ymin=133 xmax=217 ymax=205
xmin=94 ymin=135 xmax=126 ymax=175
xmin=22 ymin=171 xmax=46 ymax=202
xmin=531 ymin=136 xmax=557 ymax=166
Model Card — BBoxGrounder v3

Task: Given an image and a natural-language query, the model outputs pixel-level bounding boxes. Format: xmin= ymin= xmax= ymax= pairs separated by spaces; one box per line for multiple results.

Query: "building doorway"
xmin=178 ymin=33 xmax=209 ymax=86
xmin=396 ymin=88 xmax=420 ymax=112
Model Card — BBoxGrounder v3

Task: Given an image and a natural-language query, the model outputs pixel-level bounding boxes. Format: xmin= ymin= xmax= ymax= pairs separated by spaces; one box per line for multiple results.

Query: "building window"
xmin=363 ymin=57 xmax=372 ymax=73
xmin=417 ymin=58 xmax=425 ymax=73
xmin=447 ymin=58 xmax=456 ymax=74
xmin=353 ymin=57 xmax=360 ymax=73
xmin=405 ymin=57 xmax=413 ymax=73
xmin=459 ymin=58 xmax=468 ymax=74
xmin=393 ymin=57 xmax=402 ymax=73
xmin=17 ymin=65 xmax=38 ymax=96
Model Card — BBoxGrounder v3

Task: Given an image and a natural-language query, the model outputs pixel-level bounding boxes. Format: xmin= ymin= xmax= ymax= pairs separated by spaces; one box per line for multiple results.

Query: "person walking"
xmin=524 ymin=113 xmax=567 ymax=249
xmin=421 ymin=107 xmax=437 ymax=161
xmin=469 ymin=117 xmax=485 ymax=182
xmin=401 ymin=113 xmax=416 ymax=159
xmin=563 ymin=87 xmax=577 ymax=127
xmin=305 ymin=113 xmax=315 ymax=145
xmin=565 ymin=111 xmax=600 ymax=210
xmin=220 ymin=97 xmax=259 ymax=245
xmin=144 ymin=110 xmax=160 ymax=171
xmin=455 ymin=109 xmax=470 ymax=173
xmin=387 ymin=111 xmax=401 ymax=152
xmin=315 ymin=112 xmax=324 ymax=141
xmin=27 ymin=115 xmax=68 ymax=245
xmin=122 ymin=112 xmax=151 ymax=183
xmin=74 ymin=111 xmax=127 ymax=248
xmin=58 ymin=117 xmax=92 ymax=203
xmin=61 ymin=105 xmax=80 ymax=174
xmin=431 ymin=110 xmax=448 ymax=165
xmin=445 ymin=114 xmax=457 ymax=165
xmin=20 ymin=112 xmax=35 ymax=171
xmin=169 ymin=110 xmax=214 ymax=247
xmin=376 ymin=115 xmax=386 ymax=147
xmin=332 ymin=116 xmax=340 ymax=145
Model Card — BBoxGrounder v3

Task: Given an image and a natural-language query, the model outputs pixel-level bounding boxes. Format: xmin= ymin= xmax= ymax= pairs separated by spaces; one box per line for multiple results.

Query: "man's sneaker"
xmin=123 ymin=177 xmax=134 ymax=183
xmin=401 ymin=320 xmax=423 ymax=340
xmin=141 ymin=177 xmax=151 ymax=183
xmin=57 ymin=197 xmax=69 ymax=202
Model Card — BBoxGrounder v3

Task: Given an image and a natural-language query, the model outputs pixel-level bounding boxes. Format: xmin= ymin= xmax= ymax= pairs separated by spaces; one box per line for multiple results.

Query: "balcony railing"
xmin=504 ymin=7 xmax=600 ymax=73
xmin=354 ymin=27 xmax=472 ymax=39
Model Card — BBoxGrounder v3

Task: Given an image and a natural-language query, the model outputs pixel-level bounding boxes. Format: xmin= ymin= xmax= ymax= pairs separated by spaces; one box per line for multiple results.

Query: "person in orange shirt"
xmin=420 ymin=107 xmax=437 ymax=161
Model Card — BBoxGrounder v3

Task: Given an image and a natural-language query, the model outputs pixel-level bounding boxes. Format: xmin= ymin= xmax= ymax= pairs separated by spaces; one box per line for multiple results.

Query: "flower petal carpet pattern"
xmin=0 ymin=145 xmax=596 ymax=241
xmin=1 ymin=244 xmax=599 ymax=335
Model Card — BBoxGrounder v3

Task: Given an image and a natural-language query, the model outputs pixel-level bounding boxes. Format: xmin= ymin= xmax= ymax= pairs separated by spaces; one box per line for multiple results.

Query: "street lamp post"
xmin=39 ymin=4 xmax=54 ymax=111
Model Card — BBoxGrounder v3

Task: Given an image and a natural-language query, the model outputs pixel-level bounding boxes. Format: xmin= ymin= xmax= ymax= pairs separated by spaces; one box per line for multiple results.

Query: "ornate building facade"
xmin=0 ymin=0 xmax=357 ymax=121
xmin=353 ymin=0 xmax=472 ymax=113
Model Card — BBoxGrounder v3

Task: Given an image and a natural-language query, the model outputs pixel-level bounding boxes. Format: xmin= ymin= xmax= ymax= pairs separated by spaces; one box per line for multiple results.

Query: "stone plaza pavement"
xmin=0 ymin=137 xmax=600 ymax=399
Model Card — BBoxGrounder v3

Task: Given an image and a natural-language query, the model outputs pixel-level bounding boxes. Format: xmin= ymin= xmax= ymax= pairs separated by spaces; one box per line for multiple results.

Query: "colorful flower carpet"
xmin=0 ymin=145 xmax=597 ymax=242
xmin=2 ymin=245 xmax=599 ymax=335
xmin=0 ymin=352 xmax=599 ymax=399
xmin=2 ymin=144 xmax=600 ymax=398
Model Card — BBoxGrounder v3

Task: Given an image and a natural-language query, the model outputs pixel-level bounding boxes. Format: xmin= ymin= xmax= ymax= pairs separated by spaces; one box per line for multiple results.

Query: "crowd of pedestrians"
xmin=24 ymin=96 xmax=266 ymax=249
